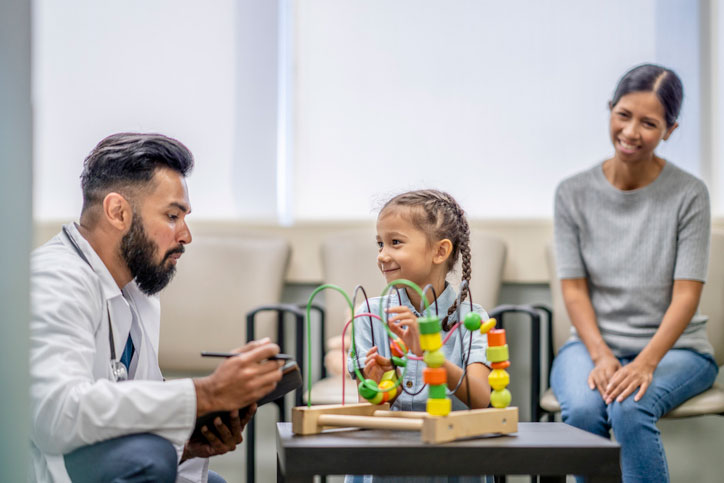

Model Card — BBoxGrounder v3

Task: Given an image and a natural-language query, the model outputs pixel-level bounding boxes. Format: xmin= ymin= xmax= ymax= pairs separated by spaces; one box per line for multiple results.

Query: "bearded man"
xmin=29 ymin=133 xmax=282 ymax=483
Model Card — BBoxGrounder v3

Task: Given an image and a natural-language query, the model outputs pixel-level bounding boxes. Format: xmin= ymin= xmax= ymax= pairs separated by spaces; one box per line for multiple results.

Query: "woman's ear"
xmin=662 ymin=121 xmax=679 ymax=141
xmin=432 ymin=239 xmax=453 ymax=265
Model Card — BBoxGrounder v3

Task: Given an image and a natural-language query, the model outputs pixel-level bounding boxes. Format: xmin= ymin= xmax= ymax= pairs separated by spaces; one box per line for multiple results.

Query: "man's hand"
xmin=363 ymin=346 xmax=394 ymax=383
xmin=193 ymin=338 xmax=283 ymax=417
xmin=182 ymin=405 xmax=256 ymax=461
xmin=587 ymin=354 xmax=621 ymax=399
xmin=386 ymin=306 xmax=422 ymax=356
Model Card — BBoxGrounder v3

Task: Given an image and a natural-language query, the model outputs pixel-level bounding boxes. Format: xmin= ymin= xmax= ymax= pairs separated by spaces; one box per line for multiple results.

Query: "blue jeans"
xmin=551 ymin=340 xmax=718 ymax=483
xmin=64 ymin=433 xmax=227 ymax=483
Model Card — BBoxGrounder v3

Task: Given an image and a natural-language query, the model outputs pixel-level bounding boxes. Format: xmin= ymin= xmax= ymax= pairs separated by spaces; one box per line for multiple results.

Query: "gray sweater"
xmin=554 ymin=161 xmax=714 ymax=357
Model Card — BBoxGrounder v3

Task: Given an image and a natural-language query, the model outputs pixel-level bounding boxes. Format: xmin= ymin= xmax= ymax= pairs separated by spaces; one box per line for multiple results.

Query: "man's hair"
xmin=80 ymin=132 xmax=194 ymax=215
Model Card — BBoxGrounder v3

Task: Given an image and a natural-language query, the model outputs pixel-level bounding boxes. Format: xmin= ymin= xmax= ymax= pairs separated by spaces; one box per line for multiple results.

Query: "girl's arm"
xmin=443 ymin=361 xmax=490 ymax=409
xmin=603 ymin=279 xmax=704 ymax=403
xmin=562 ymin=278 xmax=620 ymax=398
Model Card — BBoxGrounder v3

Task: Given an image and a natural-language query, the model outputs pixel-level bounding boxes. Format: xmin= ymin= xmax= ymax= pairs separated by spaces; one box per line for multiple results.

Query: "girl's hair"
xmin=611 ymin=63 xmax=683 ymax=128
xmin=380 ymin=189 xmax=471 ymax=331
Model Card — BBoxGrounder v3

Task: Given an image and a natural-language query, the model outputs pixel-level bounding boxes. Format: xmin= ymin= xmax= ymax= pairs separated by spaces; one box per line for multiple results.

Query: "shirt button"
xmin=406 ymin=381 xmax=413 ymax=388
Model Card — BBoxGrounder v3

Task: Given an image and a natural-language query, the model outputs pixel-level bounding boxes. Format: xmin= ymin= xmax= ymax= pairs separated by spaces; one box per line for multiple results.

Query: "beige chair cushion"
xmin=540 ymin=388 xmax=561 ymax=413
xmin=540 ymin=384 xmax=724 ymax=418
xmin=158 ymin=236 xmax=290 ymax=373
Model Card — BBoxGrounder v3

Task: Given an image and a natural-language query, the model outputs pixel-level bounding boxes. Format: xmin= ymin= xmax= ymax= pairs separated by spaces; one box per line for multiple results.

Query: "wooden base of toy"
xmin=292 ymin=403 xmax=518 ymax=444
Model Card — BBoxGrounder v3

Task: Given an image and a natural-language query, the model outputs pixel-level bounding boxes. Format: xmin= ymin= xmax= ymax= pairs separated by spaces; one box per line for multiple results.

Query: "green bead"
xmin=391 ymin=356 xmax=407 ymax=367
xmin=486 ymin=344 xmax=509 ymax=363
xmin=418 ymin=316 xmax=442 ymax=334
xmin=358 ymin=379 xmax=379 ymax=400
xmin=490 ymin=388 xmax=512 ymax=408
xmin=463 ymin=312 xmax=482 ymax=331
xmin=428 ymin=384 xmax=447 ymax=399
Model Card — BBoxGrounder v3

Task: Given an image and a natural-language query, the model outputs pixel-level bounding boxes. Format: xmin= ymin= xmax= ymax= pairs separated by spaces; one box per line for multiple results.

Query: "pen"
xmin=200 ymin=351 xmax=292 ymax=361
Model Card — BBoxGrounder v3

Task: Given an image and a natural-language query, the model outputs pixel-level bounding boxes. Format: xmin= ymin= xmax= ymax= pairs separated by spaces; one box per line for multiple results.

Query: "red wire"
xmin=341 ymin=314 xmax=463 ymax=405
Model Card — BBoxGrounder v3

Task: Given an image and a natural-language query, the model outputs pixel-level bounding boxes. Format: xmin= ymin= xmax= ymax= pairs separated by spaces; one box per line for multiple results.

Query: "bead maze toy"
xmin=292 ymin=279 xmax=518 ymax=444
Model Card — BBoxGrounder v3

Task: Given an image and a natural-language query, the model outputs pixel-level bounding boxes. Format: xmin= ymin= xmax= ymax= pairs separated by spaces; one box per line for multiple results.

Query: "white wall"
xmin=293 ymin=0 xmax=704 ymax=220
xmin=33 ymin=0 xmax=244 ymax=220
xmin=33 ymin=1 xmax=713 ymax=222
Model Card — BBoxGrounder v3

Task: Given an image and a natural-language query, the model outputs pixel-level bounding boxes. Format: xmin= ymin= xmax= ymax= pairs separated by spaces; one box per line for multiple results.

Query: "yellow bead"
xmin=420 ymin=333 xmax=442 ymax=352
xmin=490 ymin=388 xmax=511 ymax=408
xmin=426 ymin=397 xmax=452 ymax=416
xmin=480 ymin=318 xmax=497 ymax=334
xmin=379 ymin=379 xmax=397 ymax=400
xmin=486 ymin=344 xmax=509 ymax=363
xmin=488 ymin=369 xmax=510 ymax=391
xmin=423 ymin=349 xmax=446 ymax=368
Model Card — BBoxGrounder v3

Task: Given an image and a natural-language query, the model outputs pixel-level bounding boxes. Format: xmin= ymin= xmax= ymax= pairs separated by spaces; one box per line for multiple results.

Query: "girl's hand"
xmin=603 ymin=358 xmax=655 ymax=404
xmin=386 ymin=306 xmax=422 ymax=356
xmin=363 ymin=346 xmax=393 ymax=383
xmin=587 ymin=354 xmax=621 ymax=399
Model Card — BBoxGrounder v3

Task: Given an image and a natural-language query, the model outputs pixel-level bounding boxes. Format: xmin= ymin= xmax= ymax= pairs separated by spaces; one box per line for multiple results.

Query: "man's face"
xmin=120 ymin=167 xmax=192 ymax=295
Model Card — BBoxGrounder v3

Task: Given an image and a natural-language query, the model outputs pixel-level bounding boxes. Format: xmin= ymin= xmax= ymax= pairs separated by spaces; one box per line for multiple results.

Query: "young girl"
xmin=346 ymin=189 xmax=492 ymax=483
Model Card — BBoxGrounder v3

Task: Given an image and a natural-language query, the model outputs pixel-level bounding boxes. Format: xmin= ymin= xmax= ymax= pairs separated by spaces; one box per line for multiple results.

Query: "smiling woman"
xmin=551 ymin=64 xmax=718 ymax=483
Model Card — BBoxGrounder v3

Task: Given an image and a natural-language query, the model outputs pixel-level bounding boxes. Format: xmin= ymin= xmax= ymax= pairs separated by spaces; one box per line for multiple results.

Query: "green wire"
xmin=304 ymin=279 xmax=430 ymax=407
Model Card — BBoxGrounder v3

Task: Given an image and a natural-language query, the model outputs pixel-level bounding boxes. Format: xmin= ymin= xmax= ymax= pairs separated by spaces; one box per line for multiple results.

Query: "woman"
xmin=551 ymin=64 xmax=718 ymax=483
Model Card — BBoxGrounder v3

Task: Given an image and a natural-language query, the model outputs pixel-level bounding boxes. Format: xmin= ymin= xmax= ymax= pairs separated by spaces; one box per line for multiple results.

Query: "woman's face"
xmin=609 ymin=91 xmax=677 ymax=164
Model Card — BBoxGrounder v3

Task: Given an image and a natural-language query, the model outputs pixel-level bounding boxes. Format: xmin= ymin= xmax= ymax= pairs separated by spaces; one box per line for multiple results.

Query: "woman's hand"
xmin=587 ymin=354 xmax=621 ymax=399
xmin=386 ymin=306 xmax=422 ymax=356
xmin=603 ymin=358 xmax=656 ymax=404
xmin=182 ymin=405 xmax=256 ymax=461
xmin=363 ymin=346 xmax=394 ymax=383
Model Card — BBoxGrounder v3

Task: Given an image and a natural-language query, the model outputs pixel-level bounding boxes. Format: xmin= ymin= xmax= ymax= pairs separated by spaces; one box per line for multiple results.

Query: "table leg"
xmin=276 ymin=453 xmax=314 ymax=483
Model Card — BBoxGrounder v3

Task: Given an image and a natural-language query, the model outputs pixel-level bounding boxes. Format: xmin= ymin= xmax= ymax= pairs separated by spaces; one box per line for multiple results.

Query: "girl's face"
xmin=609 ymin=91 xmax=677 ymax=164
xmin=376 ymin=208 xmax=439 ymax=287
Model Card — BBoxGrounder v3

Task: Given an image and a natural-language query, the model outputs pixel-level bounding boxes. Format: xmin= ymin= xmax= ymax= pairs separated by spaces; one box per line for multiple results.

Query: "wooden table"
xmin=276 ymin=421 xmax=620 ymax=482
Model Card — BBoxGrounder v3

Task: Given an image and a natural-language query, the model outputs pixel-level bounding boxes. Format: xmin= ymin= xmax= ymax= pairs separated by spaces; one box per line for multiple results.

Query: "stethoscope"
xmin=62 ymin=225 xmax=129 ymax=382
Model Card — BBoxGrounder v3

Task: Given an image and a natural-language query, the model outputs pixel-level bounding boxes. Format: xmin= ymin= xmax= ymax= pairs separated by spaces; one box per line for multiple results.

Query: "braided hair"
xmin=380 ymin=189 xmax=471 ymax=331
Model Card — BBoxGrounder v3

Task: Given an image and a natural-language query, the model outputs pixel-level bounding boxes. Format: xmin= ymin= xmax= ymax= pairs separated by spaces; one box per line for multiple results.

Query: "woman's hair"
xmin=611 ymin=64 xmax=683 ymax=128
xmin=380 ymin=189 xmax=471 ymax=331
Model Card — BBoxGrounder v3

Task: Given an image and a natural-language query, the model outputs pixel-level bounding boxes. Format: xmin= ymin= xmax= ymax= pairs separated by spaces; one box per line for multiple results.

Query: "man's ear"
xmin=432 ymin=239 xmax=453 ymax=265
xmin=102 ymin=193 xmax=133 ymax=232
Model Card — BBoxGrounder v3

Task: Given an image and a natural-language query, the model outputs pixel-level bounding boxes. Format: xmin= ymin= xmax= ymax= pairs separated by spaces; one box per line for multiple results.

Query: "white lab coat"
xmin=29 ymin=223 xmax=208 ymax=482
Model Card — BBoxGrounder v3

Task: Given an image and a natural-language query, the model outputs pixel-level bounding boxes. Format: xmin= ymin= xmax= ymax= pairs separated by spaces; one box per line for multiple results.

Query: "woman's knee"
xmin=609 ymin=397 xmax=657 ymax=439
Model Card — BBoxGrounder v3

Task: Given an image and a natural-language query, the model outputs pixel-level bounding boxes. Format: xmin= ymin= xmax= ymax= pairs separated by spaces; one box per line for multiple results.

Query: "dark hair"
xmin=611 ymin=64 xmax=683 ymax=128
xmin=80 ymin=133 xmax=194 ymax=213
xmin=380 ymin=189 xmax=471 ymax=331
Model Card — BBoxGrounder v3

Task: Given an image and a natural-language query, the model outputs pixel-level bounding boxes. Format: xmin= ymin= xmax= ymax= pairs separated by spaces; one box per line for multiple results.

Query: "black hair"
xmin=611 ymin=64 xmax=683 ymax=128
xmin=80 ymin=132 xmax=194 ymax=213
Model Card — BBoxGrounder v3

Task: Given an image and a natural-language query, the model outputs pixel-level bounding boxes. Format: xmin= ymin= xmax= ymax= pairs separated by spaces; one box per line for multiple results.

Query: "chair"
xmin=308 ymin=228 xmax=507 ymax=405
xmin=539 ymin=230 xmax=724 ymax=419
xmin=158 ymin=236 xmax=290 ymax=372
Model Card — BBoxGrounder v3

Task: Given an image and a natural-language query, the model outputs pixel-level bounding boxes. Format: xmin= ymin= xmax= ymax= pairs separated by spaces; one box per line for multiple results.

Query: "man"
xmin=30 ymin=133 xmax=282 ymax=482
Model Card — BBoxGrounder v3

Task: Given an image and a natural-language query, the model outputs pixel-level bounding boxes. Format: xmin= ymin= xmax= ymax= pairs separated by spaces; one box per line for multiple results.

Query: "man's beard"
xmin=120 ymin=214 xmax=184 ymax=296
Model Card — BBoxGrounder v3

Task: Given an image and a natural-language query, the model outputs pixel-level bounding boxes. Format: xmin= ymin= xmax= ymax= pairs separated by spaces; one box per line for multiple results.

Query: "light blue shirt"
xmin=347 ymin=283 xmax=489 ymax=411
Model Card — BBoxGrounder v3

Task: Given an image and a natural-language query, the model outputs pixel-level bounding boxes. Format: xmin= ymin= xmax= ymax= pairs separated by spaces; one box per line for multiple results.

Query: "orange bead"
xmin=487 ymin=329 xmax=506 ymax=347
xmin=423 ymin=367 xmax=447 ymax=385
xmin=491 ymin=360 xmax=511 ymax=370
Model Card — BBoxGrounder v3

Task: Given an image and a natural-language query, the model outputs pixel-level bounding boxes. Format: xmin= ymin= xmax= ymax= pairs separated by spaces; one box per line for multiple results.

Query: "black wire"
xmin=419 ymin=284 xmax=439 ymax=317
xmin=350 ymin=284 xmax=375 ymax=375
